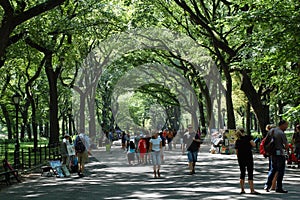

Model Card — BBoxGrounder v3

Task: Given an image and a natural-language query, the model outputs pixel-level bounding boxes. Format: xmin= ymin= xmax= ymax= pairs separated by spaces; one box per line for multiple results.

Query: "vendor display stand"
xmin=221 ymin=129 xmax=237 ymax=154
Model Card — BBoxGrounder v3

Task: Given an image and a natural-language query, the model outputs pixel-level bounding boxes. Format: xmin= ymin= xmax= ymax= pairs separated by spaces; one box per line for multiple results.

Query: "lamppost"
xmin=221 ymin=108 xmax=226 ymax=129
xmin=12 ymin=93 xmax=21 ymax=169
xmin=68 ymin=108 xmax=72 ymax=136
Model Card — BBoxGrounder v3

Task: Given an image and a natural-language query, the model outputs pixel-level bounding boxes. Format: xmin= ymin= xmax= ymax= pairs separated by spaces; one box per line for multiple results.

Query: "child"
xmin=127 ymin=141 xmax=136 ymax=165
xmin=138 ymin=137 xmax=147 ymax=164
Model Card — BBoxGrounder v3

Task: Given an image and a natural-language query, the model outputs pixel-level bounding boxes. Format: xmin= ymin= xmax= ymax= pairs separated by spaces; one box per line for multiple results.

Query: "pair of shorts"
xmin=151 ymin=151 xmax=161 ymax=165
xmin=187 ymin=151 xmax=198 ymax=162
xmin=127 ymin=152 xmax=135 ymax=161
xmin=77 ymin=151 xmax=88 ymax=165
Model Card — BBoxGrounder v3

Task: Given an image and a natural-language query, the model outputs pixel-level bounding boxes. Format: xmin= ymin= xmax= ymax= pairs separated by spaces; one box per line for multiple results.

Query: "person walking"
xmin=60 ymin=133 xmax=71 ymax=168
xmin=292 ymin=124 xmax=300 ymax=168
xmin=264 ymin=120 xmax=289 ymax=193
xmin=138 ymin=137 xmax=147 ymax=164
xmin=166 ymin=129 xmax=173 ymax=151
xmin=185 ymin=125 xmax=201 ymax=175
xmin=159 ymin=131 xmax=166 ymax=163
xmin=126 ymin=132 xmax=131 ymax=152
xmin=265 ymin=124 xmax=278 ymax=190
xmin=74 ymin=131 xmax=90 ymax=177
xmin=135 ymin=133 xmax=142 ymax=164
xmin=121 ymin=131 xmax=126 ymax=150
xmin=234 ymin=128 xmax=260 ymax=195
xmin=149 ymin=132 xmax=162 ymax=178
xmin=144 ymin=133 xmax=152 ymax=164
xmin=127 ymin=141 xmax=136 ymax=165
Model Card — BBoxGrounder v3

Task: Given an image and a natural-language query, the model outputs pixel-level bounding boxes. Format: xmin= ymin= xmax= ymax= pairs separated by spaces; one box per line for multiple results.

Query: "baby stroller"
xmin=287 ymin=144 xmax=299 ymax=168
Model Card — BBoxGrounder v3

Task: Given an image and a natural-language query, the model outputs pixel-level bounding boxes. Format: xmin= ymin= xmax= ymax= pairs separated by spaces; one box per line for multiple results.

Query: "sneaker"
xmin=78 ymin=170 xmax=84 ymax=177
xmin=275 ymin=189 xmax=288 ymax=193
xmin=250 ymin=191 xmax=260 ymax=195
xmin=264 ymin=186 xmax=270 ymax=192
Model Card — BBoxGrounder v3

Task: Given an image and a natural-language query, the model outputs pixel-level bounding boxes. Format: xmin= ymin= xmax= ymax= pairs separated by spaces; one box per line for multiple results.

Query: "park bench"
xmin=0 ymin=159 xmax=21 ymax=185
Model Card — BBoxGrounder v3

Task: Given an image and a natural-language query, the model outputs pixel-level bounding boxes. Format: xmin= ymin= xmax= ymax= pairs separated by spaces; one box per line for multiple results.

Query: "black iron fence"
xmin=0 ymin=140 xmax=61 ymax=171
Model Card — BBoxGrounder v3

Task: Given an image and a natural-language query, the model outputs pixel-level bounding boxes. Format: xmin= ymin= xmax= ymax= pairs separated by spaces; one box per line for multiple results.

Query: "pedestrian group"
xmin=60 ymin=120 xmax=298 ymax=195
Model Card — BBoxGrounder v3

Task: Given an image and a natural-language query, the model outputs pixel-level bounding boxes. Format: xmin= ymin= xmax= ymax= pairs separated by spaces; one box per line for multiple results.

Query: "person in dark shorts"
xmin=235 ymin=127 xmax=260 ymax=194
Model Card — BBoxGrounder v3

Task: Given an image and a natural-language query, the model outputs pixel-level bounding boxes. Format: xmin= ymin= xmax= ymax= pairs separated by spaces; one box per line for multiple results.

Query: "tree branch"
xmin=13 ymin=0 xmax=66 ymax=27
xmin=25 ymin=38 xmax=50 ymax=54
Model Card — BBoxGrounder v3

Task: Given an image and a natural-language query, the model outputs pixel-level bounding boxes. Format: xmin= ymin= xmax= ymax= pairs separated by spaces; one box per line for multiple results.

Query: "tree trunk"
xmin=246 ymin=102 xmax=251 ymax=135
xmin=278 ymin=100 xmax=284 ymax=118
xmin=0 ymin=14 xmax=14 ymax=63
xmin=31 ymin=101 xmax=38 ymax=150
xmin=79 ymin=93 xmax=86 ymax=133
xmin=45 ymin=53 xmax=60 ymax=144
xmin=26 ymin=124 xmax=32 ymax=139
xmin=1 ymin=104 xmax=12 ymax=139
xmin=25 ymin=62 xmax=42 ymax=149
xmin=241 ymin=70 xmax=270 ymax=136
xmin=62 ymin=115 xmax=66 ymax=135
xmin=88 ymin=94 xmax=96 ymax=140
xmin=195 ymin=79 xmax=212 ymax=130
xmin=45 ymin=122 xmax=49 ymax=138
xmin=20 ymin=100 xmax=30 ymax=139
xmin=224 ymin=68 xmax=236 ymax=129
xmin=217 ymin=88 xmax=222 ymax=130
xmin=198 ymin=93 xmax=207 ymax=135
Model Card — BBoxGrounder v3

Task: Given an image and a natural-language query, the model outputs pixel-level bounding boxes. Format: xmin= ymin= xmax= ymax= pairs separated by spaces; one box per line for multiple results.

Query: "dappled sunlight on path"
xmin=0 ymin=144 xmax=299 ymax=199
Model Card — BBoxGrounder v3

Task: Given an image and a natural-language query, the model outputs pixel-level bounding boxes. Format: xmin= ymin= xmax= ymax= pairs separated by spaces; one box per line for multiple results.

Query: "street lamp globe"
xmin=12 ymin=93 xmax=21 ymax=105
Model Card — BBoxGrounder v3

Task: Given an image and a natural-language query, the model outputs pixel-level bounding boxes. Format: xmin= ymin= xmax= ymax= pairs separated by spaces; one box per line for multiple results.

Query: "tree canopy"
xmin=0 ymin=0 xmax=299 ymax=145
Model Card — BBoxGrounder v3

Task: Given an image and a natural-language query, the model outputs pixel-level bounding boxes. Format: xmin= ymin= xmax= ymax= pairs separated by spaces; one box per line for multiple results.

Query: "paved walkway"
xmin=0 ymin=144 xmax=299 ymax=199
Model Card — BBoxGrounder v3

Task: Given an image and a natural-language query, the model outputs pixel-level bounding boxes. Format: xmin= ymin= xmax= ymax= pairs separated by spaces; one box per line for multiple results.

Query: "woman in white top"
xmin=149 ymin=132 xmax=162 ymax=178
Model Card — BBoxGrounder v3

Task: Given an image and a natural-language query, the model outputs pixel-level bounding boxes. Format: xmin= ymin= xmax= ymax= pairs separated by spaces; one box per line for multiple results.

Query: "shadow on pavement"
xmin=0 ymin=144 xmax=299 ymax=199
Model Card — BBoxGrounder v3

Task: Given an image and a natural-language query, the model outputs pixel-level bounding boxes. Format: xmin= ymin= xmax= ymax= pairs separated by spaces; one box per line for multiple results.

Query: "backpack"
xmin=260 ymin=130 xmax=275 ymax=157
xmin=75 ymin=135 xmax=86 ymax=153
